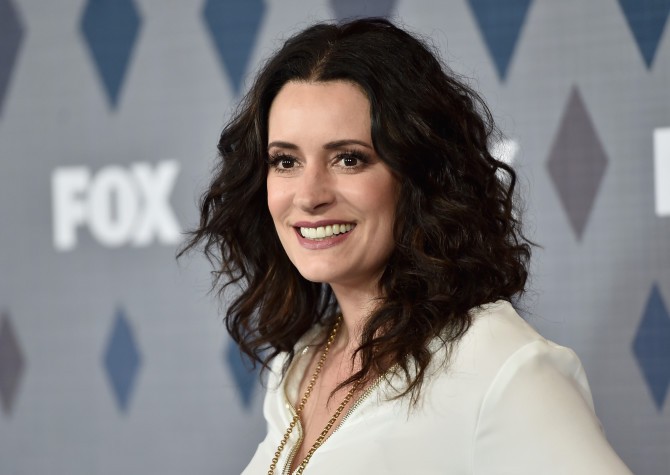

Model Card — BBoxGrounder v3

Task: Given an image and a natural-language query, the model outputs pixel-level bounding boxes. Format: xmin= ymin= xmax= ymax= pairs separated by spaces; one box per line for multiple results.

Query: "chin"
xmin=293 ymin=266 xmax=337 ymax=284
xmin=290 ymin=258 xmax=351 ymax=285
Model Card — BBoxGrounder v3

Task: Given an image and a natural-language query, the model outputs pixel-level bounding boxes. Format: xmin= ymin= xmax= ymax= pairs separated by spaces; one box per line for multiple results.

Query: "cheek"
xmin=266 ymin=179 xmax=286 ymax=222
xmin=370 ymin=178 xmax=399 ymax=248
xmin=266 ymin=182 xmax=294 ymax=254
xmin=361 ymin=175 xmax=399 ymax=217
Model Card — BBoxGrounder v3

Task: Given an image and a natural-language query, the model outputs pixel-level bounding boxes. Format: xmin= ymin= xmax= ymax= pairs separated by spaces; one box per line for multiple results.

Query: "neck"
xmin=329 ymin=280 xmax=382 ymax=354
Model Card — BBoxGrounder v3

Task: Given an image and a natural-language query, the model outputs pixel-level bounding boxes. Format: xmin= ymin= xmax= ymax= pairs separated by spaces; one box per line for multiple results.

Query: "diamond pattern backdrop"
xmin=202 ymin=0 xmax=266 ymax=95
xmin=0 ymin=1 xmax=668 ymax=474
xmin=547 ymin=88 xmax=609 ymax=240
xmin=633 ymin=285 xmax=670 ymax=411
xmin=0 ymin=313 xmax=24 ymax=415
xmin=80 ymin=0 xmax=142 ymax=108
xmin=0 ymin=0 xmax=23 ymax=116
xmin=467 ymin=0 xmax=532 ymax=80
xmin=103 ymin=308 xmax=142 ymax=412
xmin=618 ymin=0 xmax=670 ymax=68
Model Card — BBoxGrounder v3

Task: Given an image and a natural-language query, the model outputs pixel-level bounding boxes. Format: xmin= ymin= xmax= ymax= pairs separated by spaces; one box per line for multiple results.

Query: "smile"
xmin=298 ymin=223 xmax=355 ymax=240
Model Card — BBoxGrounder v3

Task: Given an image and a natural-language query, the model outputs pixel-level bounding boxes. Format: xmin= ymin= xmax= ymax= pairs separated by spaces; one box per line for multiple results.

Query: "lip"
xmin=293 ymin=224 xmax=355 ymax=250
xmin=293 ymin=219 xmax=355 ymax=227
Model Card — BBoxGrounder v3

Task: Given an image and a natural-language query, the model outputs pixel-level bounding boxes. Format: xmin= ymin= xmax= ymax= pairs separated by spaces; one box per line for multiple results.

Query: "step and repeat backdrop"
xmin=0 ymin=0 xmax=669 ymax=473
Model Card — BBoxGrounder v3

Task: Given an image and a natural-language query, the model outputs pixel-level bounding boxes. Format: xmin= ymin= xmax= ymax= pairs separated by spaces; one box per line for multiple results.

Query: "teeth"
xmin=299 ymin=223 xmax=354 ymax=240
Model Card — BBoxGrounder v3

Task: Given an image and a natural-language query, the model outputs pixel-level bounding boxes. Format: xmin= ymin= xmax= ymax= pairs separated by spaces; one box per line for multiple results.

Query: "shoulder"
xmin=457 ymin=299 xmax=552 ymax=361
xmin=448 ymin=300 xmax=588 ymax=393
xmin=435 ymin=300 xmax=595 ymax=418
xmin=422 ymin=300 xmax=591 ymax=416
xmin=453 ymin=299 xmax=594 ymax=413
xmin=431 ymin=300 xmax=632 ymax=474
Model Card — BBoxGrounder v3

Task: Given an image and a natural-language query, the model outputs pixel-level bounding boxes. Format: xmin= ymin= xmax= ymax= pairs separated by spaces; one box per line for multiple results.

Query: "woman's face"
xmin=266 ymin=80 xmax=398 ymax=291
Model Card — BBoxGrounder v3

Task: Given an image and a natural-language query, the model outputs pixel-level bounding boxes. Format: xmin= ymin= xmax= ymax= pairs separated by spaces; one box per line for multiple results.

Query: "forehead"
xmin=267 ymin=80 xmax=371 ymax=142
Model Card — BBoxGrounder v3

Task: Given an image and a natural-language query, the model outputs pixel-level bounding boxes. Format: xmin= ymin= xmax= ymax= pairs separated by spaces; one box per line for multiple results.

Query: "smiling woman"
xmin=180 ymin=18 xmax=631 ymax=475
xmin=266 ymin=81 xmax=398 ymax=291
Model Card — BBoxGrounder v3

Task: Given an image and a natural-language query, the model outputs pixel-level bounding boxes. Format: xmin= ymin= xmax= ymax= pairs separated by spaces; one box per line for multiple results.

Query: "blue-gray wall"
xmin=0 ymin=1 xmax=668 ymax=474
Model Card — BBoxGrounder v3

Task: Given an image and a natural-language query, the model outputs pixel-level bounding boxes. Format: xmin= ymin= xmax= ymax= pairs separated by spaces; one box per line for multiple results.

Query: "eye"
xmin=336 ymin=151 xmax=369 ymax=169
xmin=342 ymin=155 xmax=359 ymax=167
xmin=278 ymin=157 xmax=295 ymax=169
xmin=268 ymin=153 xmax=298 ymax=172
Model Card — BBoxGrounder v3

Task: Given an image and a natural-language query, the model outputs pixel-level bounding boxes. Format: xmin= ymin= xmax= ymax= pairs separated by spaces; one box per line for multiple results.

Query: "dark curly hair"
xmin=180 ymin=18 xmax=532 ymax=400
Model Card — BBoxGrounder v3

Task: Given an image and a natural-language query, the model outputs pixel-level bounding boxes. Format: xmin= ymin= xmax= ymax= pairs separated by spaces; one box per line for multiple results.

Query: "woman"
xmin=183 ymin=18 xmax=631 ymax=474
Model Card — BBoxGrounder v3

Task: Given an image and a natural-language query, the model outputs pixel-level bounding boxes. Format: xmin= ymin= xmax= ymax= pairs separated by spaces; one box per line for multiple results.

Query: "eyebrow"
xmin=267 ymin=139 xmax=373 ymax=150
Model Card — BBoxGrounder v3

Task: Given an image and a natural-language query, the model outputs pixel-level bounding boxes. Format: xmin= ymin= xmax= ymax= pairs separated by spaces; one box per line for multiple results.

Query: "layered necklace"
xmin=267 ymin=316 xmax=358 ymax=475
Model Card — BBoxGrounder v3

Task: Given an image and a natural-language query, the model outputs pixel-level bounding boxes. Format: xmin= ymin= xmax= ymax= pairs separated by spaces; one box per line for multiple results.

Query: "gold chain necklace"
xmin=267 ymin=316 xmax=358 ymax=475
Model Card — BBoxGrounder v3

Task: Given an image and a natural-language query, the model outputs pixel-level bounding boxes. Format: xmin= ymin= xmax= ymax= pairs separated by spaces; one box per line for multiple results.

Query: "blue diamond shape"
xmin=80 ymin=0 xmax=141 ymax=108
xmin=330 ymin=0 xmax=398 ymax=20
xmin=618 ymin=0 xmax=670 ymax=68
xmin=203 ymin=0 xmax=265 ymax=96
xmin=633 ymin=285 xmax=670 ymax=410
xmin=0 ymin=0 xmax=24 ymax=116
xmin=0 ymin=312 xmax=25 ymax=415
xmin=103 ymin=308 xmax=141 ymax=412
xmin=225 ymin=342 xmax=258 ymax=408
xmin=467 ymin=0 xmax=533 ymax=80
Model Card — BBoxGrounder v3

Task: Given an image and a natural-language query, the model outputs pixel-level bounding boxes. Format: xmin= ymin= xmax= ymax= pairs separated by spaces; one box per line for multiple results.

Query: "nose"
xmin=293 ymin=163 xmax=335 ymax=212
